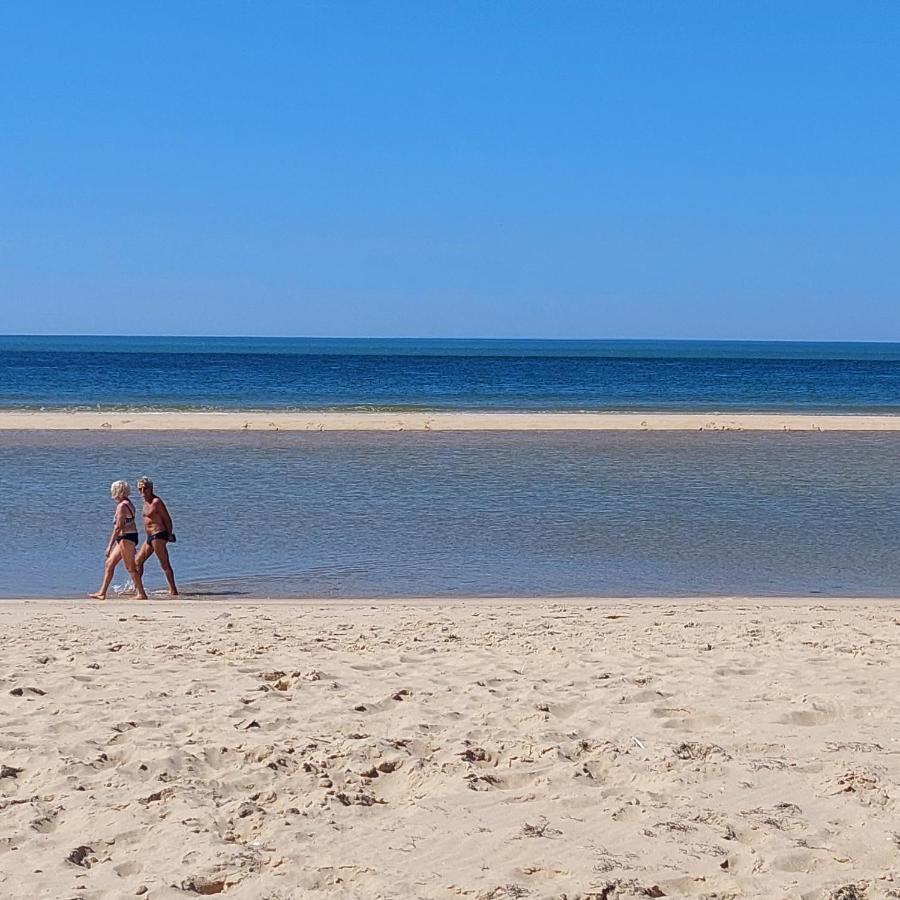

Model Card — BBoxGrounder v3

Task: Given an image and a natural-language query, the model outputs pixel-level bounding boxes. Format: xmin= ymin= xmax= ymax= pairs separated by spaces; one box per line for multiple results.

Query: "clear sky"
xmin=2 ymin=2 xmax=899 ymax=340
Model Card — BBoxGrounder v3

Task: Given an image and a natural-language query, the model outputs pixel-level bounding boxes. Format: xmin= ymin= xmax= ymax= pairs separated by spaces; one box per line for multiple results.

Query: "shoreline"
xmin=4 ymin=409 xmax=900 ymax=431
xmin=3 ymin=595 xmax=900 ymax=605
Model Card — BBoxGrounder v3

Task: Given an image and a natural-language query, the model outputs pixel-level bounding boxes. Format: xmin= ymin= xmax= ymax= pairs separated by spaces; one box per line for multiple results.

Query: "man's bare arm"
xmin=158 ymin=499 xmax=174 ymax=534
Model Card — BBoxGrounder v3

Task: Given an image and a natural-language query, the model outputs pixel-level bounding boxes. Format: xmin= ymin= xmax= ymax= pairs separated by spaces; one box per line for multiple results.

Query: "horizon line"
xmin=5 ymin=334 xmax=900 ymax=346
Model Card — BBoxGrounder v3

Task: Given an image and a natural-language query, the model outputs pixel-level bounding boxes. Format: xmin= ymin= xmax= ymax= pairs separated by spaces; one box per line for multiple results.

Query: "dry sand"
xmin=2 ymin=598 xmax=899 ymax=899
xmin=3 ymin=410 xmax=900 ymax=432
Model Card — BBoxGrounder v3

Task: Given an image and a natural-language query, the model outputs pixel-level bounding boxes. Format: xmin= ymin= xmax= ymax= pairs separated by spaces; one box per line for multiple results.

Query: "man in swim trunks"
xmin=135 ymin=476 xmax=179 ymax=597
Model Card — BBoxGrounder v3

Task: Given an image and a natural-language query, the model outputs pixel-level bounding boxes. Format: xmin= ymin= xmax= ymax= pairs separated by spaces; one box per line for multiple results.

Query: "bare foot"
xmin=136 ymin=593 xmax=149 ymax=600
xmin=88 ymin=592 xmax=106 ymax=600
xmin=169 ymin=591 xmax=179 ymax=598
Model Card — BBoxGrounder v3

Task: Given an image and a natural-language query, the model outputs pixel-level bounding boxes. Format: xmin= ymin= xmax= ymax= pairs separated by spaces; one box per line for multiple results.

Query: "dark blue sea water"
xmin=3 ymin=430 xmax=900 ymax=599
xmin=4 ymin=336 xmax=900 ymax=411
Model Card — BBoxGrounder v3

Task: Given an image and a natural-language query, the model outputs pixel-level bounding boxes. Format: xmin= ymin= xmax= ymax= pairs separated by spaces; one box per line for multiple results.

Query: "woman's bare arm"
xmin=105 ymin=525 xmax=117 ymax=557
xmin=107 ymin=503 xmax=128 ymax=554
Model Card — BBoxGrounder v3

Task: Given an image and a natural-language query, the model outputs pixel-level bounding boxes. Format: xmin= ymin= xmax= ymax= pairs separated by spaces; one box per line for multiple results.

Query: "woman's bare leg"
xmin=120 ymin=540 xmax=148 ymax=600
xmin=90 ymin=544 xmax=122 ymax=599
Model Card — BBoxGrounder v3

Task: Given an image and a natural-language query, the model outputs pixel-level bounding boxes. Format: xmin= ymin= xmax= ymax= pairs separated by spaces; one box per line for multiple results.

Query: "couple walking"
xmin=89 ymin=476 xmax=178 ymax=600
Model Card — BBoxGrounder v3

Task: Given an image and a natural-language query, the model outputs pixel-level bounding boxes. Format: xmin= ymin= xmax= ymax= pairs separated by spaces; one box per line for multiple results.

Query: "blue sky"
xmin=2 ymin=2 xmax=899 ymax=339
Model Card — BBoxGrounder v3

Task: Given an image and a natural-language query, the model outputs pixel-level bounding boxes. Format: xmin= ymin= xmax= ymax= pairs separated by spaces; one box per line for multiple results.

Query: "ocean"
xmin=4 ymin=335 xmax=900 ymax=412
xmin=3 ymin=336 xmax=900 ymax=599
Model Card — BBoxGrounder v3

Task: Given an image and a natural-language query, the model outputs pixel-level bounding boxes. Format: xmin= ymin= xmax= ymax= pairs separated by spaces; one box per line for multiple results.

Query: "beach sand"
xmin=4 ymin=410 xmax=900 ymax=432
xmin=1 ymin=598 xmax=898 ymax=899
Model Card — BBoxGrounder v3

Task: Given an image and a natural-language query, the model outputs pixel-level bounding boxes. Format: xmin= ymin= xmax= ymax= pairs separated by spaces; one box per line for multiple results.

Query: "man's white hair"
xmin=137 ymin=476 xmax=153 ymax=490
xmin=110 ymin=479 xmax=131 ymax=500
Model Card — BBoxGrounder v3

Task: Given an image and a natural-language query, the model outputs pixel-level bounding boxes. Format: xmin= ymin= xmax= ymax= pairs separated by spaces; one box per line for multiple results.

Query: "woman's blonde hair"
xmin=110 ymin=480 xmax=131 ymax=500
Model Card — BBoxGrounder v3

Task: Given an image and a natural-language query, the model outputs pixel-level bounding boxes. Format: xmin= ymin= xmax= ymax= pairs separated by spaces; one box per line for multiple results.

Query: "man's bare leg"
xmin=152 ymin=539 xmax=178 ymax=596
xmin=134 ymin=542 xmax=153 ymax=582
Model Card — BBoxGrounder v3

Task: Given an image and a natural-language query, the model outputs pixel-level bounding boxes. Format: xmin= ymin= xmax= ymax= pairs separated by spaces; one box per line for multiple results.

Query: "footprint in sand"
xmin=778 ymin=700 xmax=837 ymax=726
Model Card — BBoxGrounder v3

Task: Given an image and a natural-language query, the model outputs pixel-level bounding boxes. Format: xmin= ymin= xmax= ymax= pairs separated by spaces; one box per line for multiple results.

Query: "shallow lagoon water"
xmin=2 ymin=430 xmax=899 ymax=598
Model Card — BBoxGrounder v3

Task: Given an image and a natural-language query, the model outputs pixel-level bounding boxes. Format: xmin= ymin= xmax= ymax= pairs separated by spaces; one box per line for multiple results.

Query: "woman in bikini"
xmin=89 ymin=480 xmax=148 ymax=600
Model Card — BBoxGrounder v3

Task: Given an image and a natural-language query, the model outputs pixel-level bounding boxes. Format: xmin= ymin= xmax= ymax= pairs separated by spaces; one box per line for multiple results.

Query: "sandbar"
xmin=3 ymin=410 xmax=900 ymax=431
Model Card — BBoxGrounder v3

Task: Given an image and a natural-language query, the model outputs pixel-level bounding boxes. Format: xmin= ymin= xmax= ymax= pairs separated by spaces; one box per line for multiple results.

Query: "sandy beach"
xmin=3 ymin=410 xmax=900 ymax=432
xmin=2 ymin=598 xmax=898 ymax=899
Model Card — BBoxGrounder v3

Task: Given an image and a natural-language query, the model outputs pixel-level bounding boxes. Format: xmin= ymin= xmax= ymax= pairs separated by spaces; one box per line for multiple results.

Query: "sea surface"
xmin=5 ymin=335 xmax=900 ymax=411
xmin=3 ymin=430 xmax=900 ymax=598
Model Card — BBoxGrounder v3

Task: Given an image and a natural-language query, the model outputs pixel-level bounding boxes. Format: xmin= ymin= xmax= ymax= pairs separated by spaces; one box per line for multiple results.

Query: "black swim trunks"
xmin=146 ymin=530 xmax=170 ymax=545
xmin=117 ymin=533 xmax=139 ymax=545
